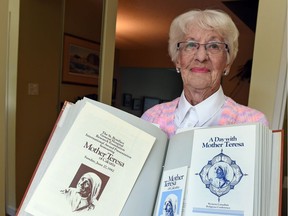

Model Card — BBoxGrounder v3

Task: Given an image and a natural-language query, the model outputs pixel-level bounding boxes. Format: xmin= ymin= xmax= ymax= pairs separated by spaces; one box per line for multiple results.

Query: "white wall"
xmin=249 ymin=0 xmax=287 ymax=129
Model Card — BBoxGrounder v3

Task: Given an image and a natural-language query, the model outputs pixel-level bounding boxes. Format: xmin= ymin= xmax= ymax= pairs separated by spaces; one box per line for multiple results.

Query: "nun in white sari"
xmin=62 ymin=172 xmax=102 ymax=212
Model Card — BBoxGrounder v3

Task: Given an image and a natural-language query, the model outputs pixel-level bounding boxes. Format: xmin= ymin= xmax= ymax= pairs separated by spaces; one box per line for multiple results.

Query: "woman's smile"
xmin=191 ymin=67 xmax=210 ymax=73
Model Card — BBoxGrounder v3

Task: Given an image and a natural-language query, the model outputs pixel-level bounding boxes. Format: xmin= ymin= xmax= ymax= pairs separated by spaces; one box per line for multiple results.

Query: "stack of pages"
xmin=17 ymin=98 xmax=283 ymax=216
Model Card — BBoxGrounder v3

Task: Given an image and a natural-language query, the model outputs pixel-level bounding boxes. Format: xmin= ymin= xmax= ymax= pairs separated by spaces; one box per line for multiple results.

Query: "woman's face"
xmin=176 ymin=25 xmax=230 ymax=96
xmin=77 ymin=176 xmax=92 ymax=198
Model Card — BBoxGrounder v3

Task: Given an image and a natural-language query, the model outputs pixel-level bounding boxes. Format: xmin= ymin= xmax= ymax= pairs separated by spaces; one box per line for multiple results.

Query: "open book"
xmin=17 ymin=98 xmax=284 ymax=216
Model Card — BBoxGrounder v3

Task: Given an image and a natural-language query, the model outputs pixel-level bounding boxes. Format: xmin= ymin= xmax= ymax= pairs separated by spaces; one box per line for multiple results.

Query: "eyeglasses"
xmin=177 ymin=41 xmax=229 ymax=55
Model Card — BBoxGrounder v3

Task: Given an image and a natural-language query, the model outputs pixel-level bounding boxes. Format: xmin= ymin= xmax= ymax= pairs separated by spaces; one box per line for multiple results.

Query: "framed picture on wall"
xmin=62 ymin=34 xmax=100 ymax=86
xmin=142 ymin=97 xmax=161 ymax=113
xmin=123 ymin=93 xmax=132 ymax=107
xmin=132 ymin=98 xmax=142 ymax=110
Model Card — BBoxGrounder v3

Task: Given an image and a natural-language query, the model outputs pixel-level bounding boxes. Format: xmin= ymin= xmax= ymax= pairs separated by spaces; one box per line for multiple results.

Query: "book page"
xmin=24 ymin=101 xmax=156 ymax=216
xmin=184 ymin=124 xmax=258 ymax=216
xmin=268 ymin=130 xmax=283 ymax=216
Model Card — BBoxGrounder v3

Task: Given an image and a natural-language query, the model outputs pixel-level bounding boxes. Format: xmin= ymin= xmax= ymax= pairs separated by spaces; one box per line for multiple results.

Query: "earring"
xmin=176 ymin=68 xmax=181 ymax=73
xmin=223 ymin=70 xmax=229 ymax=76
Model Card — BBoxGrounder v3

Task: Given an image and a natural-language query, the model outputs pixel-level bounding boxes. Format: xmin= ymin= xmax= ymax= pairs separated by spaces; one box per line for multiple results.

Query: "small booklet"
xmin=155 ymin=166 xmax=188 ymax=216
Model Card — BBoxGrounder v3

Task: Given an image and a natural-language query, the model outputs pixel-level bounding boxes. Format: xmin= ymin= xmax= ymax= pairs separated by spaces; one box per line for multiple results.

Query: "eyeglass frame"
xmin=176 ymin=41 xmax=230 ymax=55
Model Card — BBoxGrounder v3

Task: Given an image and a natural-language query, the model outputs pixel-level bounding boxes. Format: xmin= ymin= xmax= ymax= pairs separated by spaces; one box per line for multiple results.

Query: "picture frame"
xmin=123 ymin=93 xmax=132 ymax=107
xmin=142 ymin=97 xmax=162 ymax=112
xmin=132 ymin=98 xmax=142 ymax=110
xmin=62 ymin=34 xmax=100 ymax=86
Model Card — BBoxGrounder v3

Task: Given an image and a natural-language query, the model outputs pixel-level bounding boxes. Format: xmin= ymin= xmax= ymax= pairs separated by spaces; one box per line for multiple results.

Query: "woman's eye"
xmin=207 ymin=43 xmax=220 ymax=50
xmin=186 ymin=42 xmax=198 ymax=49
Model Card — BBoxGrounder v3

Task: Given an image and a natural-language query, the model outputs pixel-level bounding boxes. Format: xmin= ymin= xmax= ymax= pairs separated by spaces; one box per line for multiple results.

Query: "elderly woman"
xmin=141 ymin=9 xmax=268 ymax=138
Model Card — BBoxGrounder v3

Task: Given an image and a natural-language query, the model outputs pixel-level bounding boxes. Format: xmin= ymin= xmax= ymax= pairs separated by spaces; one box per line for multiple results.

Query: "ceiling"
xmin=115 ymin=0 xmax=259 ymax=51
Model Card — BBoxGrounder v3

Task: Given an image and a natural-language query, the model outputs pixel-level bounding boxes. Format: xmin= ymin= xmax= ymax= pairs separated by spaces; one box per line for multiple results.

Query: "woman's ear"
xmin=175 ymin=58 xmax=181 ymax=68
xmin=223 ymin=69 xmax=229 ymax=76
xmin=223 ymin=65 xmax=231 ymax=76
xmin=175 ymin=60 xmax=181 ymax=73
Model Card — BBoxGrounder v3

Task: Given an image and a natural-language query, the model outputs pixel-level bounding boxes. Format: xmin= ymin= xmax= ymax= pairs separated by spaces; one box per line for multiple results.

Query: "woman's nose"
xmin=194 ymin=45 xmax=208 ymax=62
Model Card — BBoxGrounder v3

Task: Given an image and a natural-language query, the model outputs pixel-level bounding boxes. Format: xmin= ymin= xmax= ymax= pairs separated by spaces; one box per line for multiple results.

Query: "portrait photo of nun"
xmin=61 ymin=164 xmax=109 ymax=213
